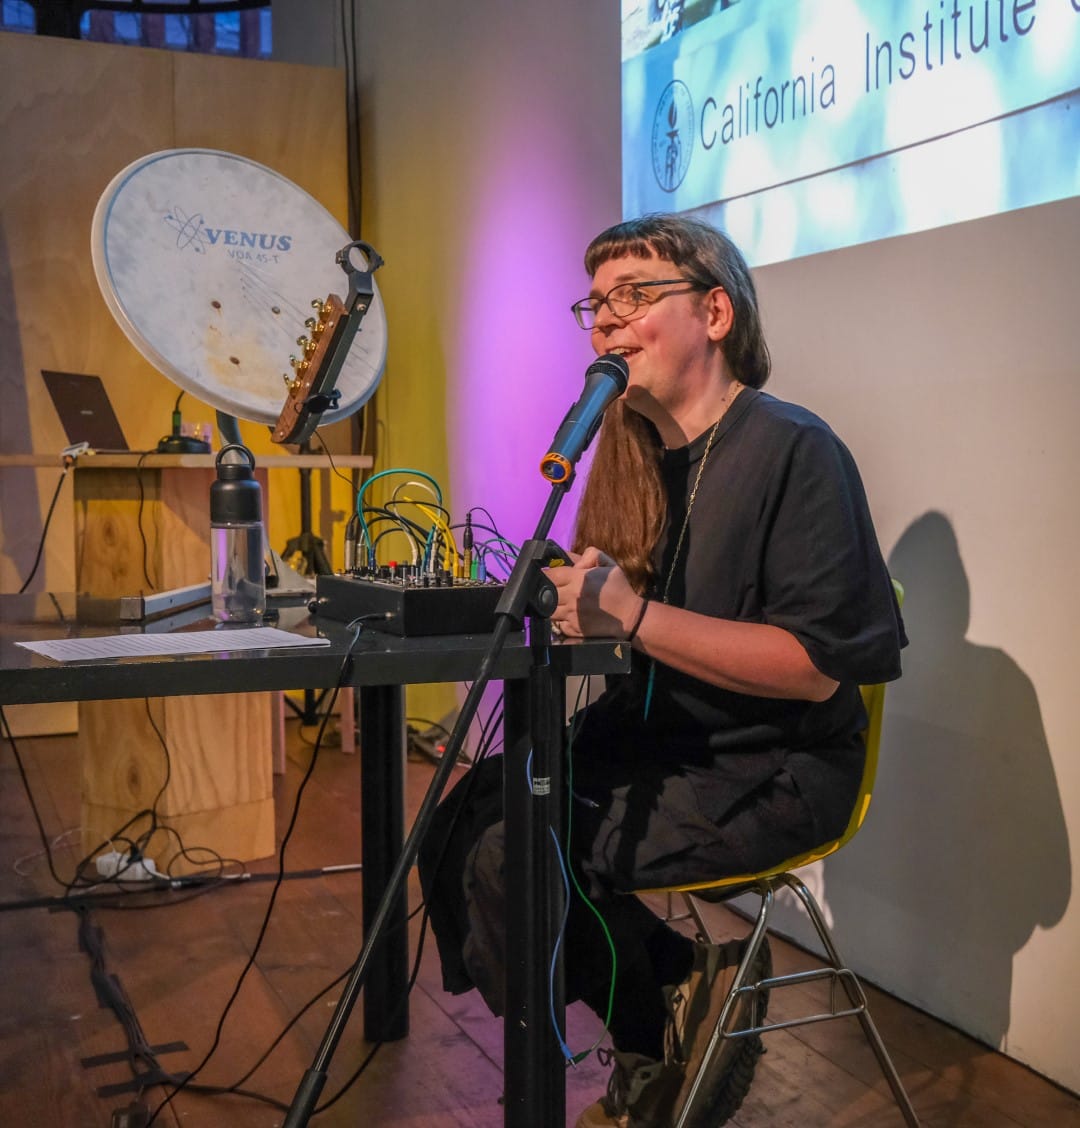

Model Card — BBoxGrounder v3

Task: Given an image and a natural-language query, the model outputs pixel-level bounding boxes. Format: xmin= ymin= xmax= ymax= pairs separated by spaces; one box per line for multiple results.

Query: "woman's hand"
xmin=546 ymin=551 xmax=837 ymax=701
xmin=545 ymin=546 xmax=645 ymax=640
xmin=545 ymin=551 xmax=837 ymax=702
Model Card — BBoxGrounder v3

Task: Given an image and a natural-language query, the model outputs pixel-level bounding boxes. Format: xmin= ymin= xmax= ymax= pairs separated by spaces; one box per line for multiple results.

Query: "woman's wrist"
xmin=626 ymin=597 xmax=649 ymax=643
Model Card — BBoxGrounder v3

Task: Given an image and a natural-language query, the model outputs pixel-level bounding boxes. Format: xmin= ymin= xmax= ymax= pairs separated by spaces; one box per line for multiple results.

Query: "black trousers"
xmin=417 ymin=702 xmax=859 ymax=1028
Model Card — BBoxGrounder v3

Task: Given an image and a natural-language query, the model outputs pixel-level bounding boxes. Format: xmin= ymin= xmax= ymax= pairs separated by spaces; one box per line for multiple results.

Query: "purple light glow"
xmin=449 ymin=169 xmax=604 ymax=557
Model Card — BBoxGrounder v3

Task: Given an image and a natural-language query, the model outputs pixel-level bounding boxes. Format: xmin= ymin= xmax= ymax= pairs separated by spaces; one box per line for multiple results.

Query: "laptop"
xmin=42 ymin=370 xmax=130 ymax=453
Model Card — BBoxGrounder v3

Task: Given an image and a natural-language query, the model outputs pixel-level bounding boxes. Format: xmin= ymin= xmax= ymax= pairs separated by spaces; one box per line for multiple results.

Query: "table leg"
xmin=503 ymin=648 xmax=567 ymax=1126
xmin=358 ymin=684 xmax=409 ymax=1042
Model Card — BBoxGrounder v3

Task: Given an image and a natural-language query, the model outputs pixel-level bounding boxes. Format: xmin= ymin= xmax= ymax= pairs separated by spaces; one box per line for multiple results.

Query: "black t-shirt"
xmin=580 ymin=389 xmax=906 ymax=829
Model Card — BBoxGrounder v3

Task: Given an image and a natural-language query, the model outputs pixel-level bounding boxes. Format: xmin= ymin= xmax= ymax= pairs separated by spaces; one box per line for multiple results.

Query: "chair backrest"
xmin=843 ymin=577 xmax=905 ymax=847
xmin=651 ymin=578 xmax=904 ymax=894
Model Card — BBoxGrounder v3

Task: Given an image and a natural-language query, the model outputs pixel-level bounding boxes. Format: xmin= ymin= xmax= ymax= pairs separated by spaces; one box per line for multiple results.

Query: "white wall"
xmin=758 ymin=200 xmax=1080 ymax=1090
xmin=274 ymin=0 xmax=1080 ymax=1094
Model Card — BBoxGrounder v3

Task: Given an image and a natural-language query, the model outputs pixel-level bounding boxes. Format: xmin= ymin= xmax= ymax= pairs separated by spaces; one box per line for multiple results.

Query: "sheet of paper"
xmin=16 ymin=627 xmax=331 ymax=663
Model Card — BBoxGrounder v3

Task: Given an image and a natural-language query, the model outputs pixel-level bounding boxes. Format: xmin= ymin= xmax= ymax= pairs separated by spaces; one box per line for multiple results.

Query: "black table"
xmin=0 ymin=593 xmax=630 ymax=1126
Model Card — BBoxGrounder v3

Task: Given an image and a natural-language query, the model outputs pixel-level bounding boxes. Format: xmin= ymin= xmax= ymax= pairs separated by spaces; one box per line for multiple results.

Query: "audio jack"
xmin=463 ymin=513 xmax=474 ymax=579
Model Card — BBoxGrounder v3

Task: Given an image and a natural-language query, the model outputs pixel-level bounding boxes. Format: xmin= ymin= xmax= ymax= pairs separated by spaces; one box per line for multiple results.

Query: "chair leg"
xmin=682 ymin=893 xmax=717 ymax=943
xmin=661 ymin=890 xmax=693 ymax=925
xmin=674 ymin=885 xmax=774 ymax=1128
xmin=779 ymin=873 xmax=920 ymax=1127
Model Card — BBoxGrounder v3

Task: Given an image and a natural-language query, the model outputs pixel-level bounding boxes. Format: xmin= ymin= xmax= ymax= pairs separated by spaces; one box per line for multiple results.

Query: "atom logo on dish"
xmin=164 ymin=206 xmax=208 ymax=253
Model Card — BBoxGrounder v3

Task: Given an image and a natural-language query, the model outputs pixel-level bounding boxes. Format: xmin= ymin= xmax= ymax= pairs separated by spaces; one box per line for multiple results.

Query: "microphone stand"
xmin=284 ymin=484 xmax=573 ymax=1127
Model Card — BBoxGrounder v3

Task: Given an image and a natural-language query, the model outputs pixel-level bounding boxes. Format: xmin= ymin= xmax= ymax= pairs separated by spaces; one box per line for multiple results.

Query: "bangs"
xmin=583 ymin=215 xmax=710 ymax=278
xmin=584 ymin=233 xmax=666 ymax=275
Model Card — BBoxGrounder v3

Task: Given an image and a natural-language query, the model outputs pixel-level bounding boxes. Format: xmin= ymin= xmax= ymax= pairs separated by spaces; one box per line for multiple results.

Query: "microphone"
xmin=539 ymin=355 xmax=629 ymax=483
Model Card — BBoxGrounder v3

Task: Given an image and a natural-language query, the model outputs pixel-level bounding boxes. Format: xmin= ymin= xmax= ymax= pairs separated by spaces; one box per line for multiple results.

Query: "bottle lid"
xmin=211 ymin=444 xmax=262 ymax=523
xmin=215 ymin=443 xmax=257 ymax=480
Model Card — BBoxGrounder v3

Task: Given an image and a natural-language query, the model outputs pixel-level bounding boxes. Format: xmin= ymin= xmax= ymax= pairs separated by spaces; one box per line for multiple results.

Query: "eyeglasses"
xmin=570 ymin=278 xmax=707 ymax=330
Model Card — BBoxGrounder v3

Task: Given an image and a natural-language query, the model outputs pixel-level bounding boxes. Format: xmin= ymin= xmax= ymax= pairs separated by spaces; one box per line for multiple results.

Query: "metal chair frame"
xmin=651 ymin=580 xmax=919 ymax=1127
xmin=673 ymin=872 xmax=918 ymax=1127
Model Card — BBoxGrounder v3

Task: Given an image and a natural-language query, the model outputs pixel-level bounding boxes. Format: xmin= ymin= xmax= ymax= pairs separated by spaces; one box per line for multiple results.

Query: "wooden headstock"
xmin=272 ymin=293 xmax=348 ymax=444
xmin=272 ymin=239 xmax=383 ymax=446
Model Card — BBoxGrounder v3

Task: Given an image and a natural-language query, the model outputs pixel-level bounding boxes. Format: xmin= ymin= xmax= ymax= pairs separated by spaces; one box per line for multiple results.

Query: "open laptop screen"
xmin=41 ymin=370 xmax=129 ymax=453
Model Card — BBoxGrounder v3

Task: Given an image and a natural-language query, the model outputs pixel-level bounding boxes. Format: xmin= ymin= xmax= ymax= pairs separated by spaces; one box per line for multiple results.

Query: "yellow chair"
xmin=646 ymin=580 xmax=919 ymax=1127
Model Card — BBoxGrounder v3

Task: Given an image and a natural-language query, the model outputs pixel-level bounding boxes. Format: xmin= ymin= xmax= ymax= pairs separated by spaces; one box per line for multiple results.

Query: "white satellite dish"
xmin=90 ymin=148 xmax=387 ymax=435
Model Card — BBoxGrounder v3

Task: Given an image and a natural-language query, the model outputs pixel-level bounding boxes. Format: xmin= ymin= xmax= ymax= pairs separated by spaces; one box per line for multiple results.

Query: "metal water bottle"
xmin=210 ymin=444 xmax=266 ymax=623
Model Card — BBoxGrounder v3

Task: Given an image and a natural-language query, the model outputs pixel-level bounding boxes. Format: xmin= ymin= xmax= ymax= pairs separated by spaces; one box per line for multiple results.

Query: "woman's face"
xmin=588 ymin=253 xmax=726 ymax=417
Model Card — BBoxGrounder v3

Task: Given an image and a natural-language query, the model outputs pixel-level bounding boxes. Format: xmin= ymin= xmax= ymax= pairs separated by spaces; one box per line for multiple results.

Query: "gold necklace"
xmin=645 ymin=379 xmax=742 ymax=718
xmin=659 ymin=380 xmax=741 ymax=604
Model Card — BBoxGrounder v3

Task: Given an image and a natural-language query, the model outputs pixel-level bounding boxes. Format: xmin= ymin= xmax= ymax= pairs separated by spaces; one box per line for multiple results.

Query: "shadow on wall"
xmin=0 ymin=225 xmax=40 ymax=592
xmin=823 ymin=510 xmax=1070 ymax=1049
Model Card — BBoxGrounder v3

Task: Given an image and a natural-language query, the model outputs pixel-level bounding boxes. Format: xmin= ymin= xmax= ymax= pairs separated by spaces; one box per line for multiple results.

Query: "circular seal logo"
xmin=651 ymin=80 xmax=694 ymax=193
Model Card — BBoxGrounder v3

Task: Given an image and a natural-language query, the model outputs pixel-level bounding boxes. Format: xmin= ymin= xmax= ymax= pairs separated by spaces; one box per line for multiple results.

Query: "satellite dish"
xmin=90 ymin=149 xmax=387 ymax=435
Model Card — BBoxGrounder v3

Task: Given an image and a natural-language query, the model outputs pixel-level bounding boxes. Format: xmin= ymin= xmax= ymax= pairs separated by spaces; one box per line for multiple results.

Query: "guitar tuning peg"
xmin=289 ymin=354 xmax=298 ymax=368
xmin=305 ymin=316 xmax=317 ymax=330
xmin=311 ymin=298 xmax=325 ymax=314
xmin=296 ymin=334 xmax=310 ymax=350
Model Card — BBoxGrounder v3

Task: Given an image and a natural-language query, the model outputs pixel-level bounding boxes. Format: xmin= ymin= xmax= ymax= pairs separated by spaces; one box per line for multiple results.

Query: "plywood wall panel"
xmin=0 ymin=34 xmax=351 ymax=747
xmin=172 ymin=51 xmax=349 ymax=225
xmin=0 ymin=34 xmax=178 ymax=604
xmin=0 ymin=35 xmax=176 ymax=462
xmin=0 ymin=34 xmax=350 ymax=593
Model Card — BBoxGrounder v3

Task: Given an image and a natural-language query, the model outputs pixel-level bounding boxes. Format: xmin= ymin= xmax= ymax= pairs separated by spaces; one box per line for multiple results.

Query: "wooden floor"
xmin=2 ymin=718 xmax=1078 ymax=1128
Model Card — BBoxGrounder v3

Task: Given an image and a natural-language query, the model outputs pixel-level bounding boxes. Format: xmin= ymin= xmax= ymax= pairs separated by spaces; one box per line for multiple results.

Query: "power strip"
xmin=95 ymin=850 xmax=160 ymax=882
xmin=313 ymin=573 xmax=506 ymax=636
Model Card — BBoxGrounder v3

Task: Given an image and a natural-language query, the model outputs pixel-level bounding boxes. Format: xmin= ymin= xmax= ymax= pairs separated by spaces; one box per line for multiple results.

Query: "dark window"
xmin=1 ymin=3 xmax=271 ymax=58
xmin=1 ymin=1 xmax=34 ymax=32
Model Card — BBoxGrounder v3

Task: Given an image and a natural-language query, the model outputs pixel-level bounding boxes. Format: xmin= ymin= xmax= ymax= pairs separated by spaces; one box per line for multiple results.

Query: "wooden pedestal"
xmin=74 ymin=461 xmax=275 ymax=874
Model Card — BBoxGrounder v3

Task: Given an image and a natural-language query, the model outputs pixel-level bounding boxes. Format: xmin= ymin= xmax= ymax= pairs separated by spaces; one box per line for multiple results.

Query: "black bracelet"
xmin=626 ymin=598 xmax=649 ymax=642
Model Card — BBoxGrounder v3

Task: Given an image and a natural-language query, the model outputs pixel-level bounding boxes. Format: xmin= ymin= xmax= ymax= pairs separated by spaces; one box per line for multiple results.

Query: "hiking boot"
xmin=575 ymin=1046 xmax=684 ymax=1128
xmin=664 ymin=936 xmax=771 ymax=1127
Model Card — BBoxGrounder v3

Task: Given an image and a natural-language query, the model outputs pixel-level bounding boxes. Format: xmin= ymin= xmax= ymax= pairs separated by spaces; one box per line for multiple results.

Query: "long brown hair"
xmin=572 ymin=214 xmax=770 ymax=593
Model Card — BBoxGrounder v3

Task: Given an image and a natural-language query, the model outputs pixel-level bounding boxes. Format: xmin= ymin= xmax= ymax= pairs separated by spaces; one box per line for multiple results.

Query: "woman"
xmin=419 ymin=214 xmax=905 ymax=1127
